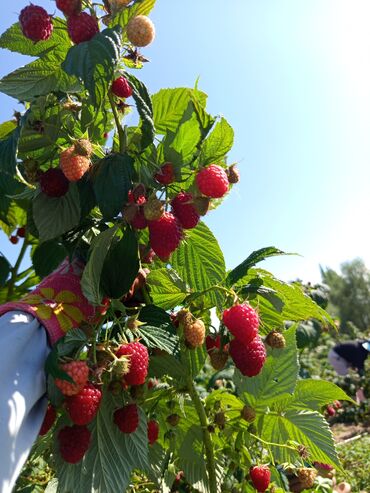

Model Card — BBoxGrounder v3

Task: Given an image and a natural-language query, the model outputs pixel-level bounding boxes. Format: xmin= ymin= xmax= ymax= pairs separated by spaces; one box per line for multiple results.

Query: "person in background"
xmin=328 ymin=339 xmax=370 ymax=403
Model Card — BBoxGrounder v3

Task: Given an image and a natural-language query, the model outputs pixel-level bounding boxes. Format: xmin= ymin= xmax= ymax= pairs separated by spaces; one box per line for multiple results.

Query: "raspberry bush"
xmin=0 ymin=1 xmax=355 ymax=492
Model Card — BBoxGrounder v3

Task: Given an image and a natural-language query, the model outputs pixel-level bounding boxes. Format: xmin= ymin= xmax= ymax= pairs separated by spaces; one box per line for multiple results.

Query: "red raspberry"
xmin=148 ymin=212 xmax=182 ymax=259
xmin=66 ymin=383 xmax=102 ymax=425
xmin=16 ymin=227 xmax=26 ymax=238
xmin=196 ymin=164 xmax=229 ymax=198
xmin=111 ymin=76 xmax=132 ymax=98
xmin=114 ymin=403 xmax=139 ymax=433
xmin=67 ymin=12 xmax=99 ymax=44
xmin=60 ymin=146 xmax=91 ymax=182
xmin=250 ymin=465 xmax=271 ymax=493
xmin=229 ymin=337 xmax=266 ymax=377
xmin=116 ymin=342 xmax=149 ymax=386
xmin=19 ymin=5 xmax=53 ymax=42
xmin=9 ymin=235 xmax=19 ymax=245
xmin=147 ymin=419 xmax=159 ymax=445
xmin=39 ymin=168 xmax=69 ymax=197
xmin=326 ymin=405 xmax=336 ymax=417
xmin=223 ymin=303 xmax=259 ymax=345
xmin=333 ymin=400 xmax=342 ymax=409
xmin=55 ymin=361 xmax=89 ymax=396
xmin=39 ymin=404 xmax=56 ymax=436
xmin=131 ymin=209 xmax=147 ymax=230
xmin=56 ymin=0 xmax=82 ymax=16
xmin=154 ymin=162 xmax=175 ymax=185
xmin=171 ymin=191 xmax=200 ymax=229
xmin=206 ymin=335 xmax=221 ymax=353
xmin=58 ymin=425 xmax=91 ymax=463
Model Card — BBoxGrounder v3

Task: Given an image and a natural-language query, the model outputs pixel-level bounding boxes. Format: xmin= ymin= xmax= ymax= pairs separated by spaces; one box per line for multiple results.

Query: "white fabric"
xmin=328 ymin=348 xmax=349 ymax=376
xmin=0 ymin=311 xmax=49 ymax=493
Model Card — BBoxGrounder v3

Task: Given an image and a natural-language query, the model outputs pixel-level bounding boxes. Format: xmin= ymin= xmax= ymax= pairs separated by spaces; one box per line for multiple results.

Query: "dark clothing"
xmin=333 ymin=340 xmax=369 ymax=372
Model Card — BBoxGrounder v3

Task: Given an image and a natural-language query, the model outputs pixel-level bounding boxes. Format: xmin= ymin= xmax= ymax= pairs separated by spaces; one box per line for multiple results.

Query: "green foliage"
xmin=62 ymin=27 xmax=122 ymax=108
xmin=321 ymin=258 xmax=370 ymax=333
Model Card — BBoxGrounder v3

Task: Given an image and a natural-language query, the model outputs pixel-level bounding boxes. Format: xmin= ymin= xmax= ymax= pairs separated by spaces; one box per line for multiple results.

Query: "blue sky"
xmin=1 ymin=0 xmax=370 ymax=283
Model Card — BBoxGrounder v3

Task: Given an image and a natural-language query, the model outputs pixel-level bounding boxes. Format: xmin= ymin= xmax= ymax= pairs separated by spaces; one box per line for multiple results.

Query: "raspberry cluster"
xmin=223 ymin=303 xmax=266 ymax=377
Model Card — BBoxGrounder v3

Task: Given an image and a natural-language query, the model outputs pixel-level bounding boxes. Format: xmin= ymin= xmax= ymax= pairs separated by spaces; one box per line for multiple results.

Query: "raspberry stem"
xmin=187 ymin=378 xmax=217 ymax=493
xmin=108 ymin=92 xmax=127 ymax=153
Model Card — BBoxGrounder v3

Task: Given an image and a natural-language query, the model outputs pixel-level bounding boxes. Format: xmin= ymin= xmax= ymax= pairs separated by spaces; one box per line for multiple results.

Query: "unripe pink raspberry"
xmin=126 ymin=15 xmax=155 ymax=47
xmin=67 ymin=12 xmax=99 ymax=44
xmin=148 ymin=212 xmax=183 ymax=259
xmin=222 ymin=303 xmax=259 ymax=345
xmin=196 ymin=164 xmax=229 ymax=198
xmin=111 ymin=76 xmax=132 ymax=98
xmin=19 ymin=5 xmax=53 ymax=42
xmin=171 ymin=191 xmax=200 ymax=229
xmin=55 ymin=361 xmax=89 ymax=396
xmin=39 ymin=404 xmax=57 ymax=436
xmin=229 ymin=337 xmax=266 ymax=377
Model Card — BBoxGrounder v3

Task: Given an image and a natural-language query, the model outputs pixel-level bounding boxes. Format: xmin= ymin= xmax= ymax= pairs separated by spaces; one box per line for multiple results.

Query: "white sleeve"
xmin=0 ymin=311 xmax=50 ymax=493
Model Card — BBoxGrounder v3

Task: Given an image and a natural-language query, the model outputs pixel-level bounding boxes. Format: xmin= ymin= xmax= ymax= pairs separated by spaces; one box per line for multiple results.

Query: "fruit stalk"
xmin=6 ymin=238 xmax=28 ymax=301
xmin=108 ymin=92 xmax=127 ymax=153
xmin=187 ymin=378 xmax=217 ymax=493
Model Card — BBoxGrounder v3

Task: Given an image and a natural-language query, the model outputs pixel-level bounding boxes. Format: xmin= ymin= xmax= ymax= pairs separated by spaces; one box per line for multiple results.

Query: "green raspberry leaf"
xmin=62 ymin=26 xmax=122 ymax=108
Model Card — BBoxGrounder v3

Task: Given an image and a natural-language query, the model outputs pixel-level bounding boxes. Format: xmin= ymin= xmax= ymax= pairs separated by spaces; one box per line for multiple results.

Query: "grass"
xmin=336 ymin=435 xmax=370 ymax=492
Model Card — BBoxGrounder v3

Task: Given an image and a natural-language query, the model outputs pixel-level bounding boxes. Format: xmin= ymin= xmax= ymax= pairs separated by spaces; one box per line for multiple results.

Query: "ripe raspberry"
xmin=19 ymin=5 xmax=53 ymax=42
xmin=60 ymin=146 xmax=91 ymax=182
xmin=144 ymin=196 xmax=164 ymax=221
xmin=148 ymin=212 xmax=182 ymax=259
xmin=229 ymin=337 xmax=266 ymax=377
xmin=9 ymin=235 xmax=19 ymax=245
xmin=171 ymin=191 xmax=200 ymax=229
xmin=111 ymin=76 xmax=132 ymax=98
xmin=66 ymin=383 xmax=102 ymax=425
xmin=147 ymin=419 xmax=159 ymax=445
xmin=131 ymin=209 xmax=148 ymax=230
xmin=39 ymin=404 xmax=56 ymax=436
xmin=223 ymin=303 xmax=259 ymax=345
xmin=116 ymin=342 xmax=149 ymax=386
xmin=67 ymin=12 xmax=99 ymax=44
xmin=58 ymin=425 xmax=91 ymax=464
xmin=226 ymin=164 xmax=240 ymax=184
xmin=241 ymin=405 xmax=256 ymax=423
xmin=126 ymin=15 xmax=155 ymax=47
xmin=297 ymin=468 xmax=316 ymax=489
xmin=265 ymin=330 xmax=286 ymax=349
xmin=56 ymin=0 xmax=82 ymax=16
xmin=55 ymin=361 xmax=89 ymax=396
xmin=184 ymin=319 xmax=205 ymax=348
xmin=139 ymin=245 xmax=155 ymax=264
xmin=196 ymin=164 xmax=229 ymax=198
xmin=326 ymin=405 xmax=336 ymax=417
xmin=209 ymin=351 xmax=228 ymax=371
xmin=154 ymin=162 xmax=175 ymax=185
xmin=39 ymin=168 xmax=69 ymax=197
xmin=16 ymin=227 xmax=26 ymax=238
xmin=206 ymin=335 xmax=221 ymax=353
xmin=250 ymin=465 xmax=271 ymax=493
xmin=73 ymin=138 xmax=93 ymax=157
xmin=114 ymin=403 xmax=139 ymax=433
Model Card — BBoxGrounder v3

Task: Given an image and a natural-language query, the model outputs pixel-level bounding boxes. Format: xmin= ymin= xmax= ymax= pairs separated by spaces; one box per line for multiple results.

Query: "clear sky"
xmin=1 ymin=0 xmax=370 ymax=283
